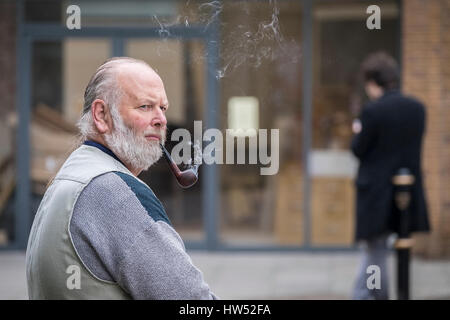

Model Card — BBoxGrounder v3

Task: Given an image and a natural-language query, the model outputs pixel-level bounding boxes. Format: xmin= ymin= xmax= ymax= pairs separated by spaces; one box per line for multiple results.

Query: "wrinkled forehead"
xmin=116 ymin=62 xmax=167 ymax=102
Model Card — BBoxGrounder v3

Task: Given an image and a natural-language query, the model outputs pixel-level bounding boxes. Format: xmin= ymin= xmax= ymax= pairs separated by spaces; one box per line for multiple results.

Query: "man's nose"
xmin=151 ymin=108 xmax=167 ymax=128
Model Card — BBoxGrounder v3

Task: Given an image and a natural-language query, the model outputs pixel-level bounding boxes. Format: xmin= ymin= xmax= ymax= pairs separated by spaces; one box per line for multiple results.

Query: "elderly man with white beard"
xmin=25 ymin=57 xmax=218 ymax=300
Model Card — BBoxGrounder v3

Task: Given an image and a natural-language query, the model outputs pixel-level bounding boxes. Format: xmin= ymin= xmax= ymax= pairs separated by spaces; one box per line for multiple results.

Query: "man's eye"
xmin=139 ymin=105 xmax=151 ymax=110
xmin=161 ymin=106 xmax=167 ymax=112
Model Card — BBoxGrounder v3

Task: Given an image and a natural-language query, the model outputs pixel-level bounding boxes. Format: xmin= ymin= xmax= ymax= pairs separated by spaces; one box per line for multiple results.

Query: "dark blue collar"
xmin=382 ymin=89 xmax=400 ymax=98
xmin=83 ymin=140 xmax=126 ymax=167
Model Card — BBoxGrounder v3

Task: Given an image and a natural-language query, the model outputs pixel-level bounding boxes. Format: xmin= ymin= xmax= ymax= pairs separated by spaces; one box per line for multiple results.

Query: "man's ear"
xmin=91 ymin=99 xmax=112 ymax=134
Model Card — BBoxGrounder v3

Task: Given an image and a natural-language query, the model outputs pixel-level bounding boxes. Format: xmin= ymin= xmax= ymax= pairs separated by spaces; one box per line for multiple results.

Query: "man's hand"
xmin=352 ymin=119 xmax=362 ymax=134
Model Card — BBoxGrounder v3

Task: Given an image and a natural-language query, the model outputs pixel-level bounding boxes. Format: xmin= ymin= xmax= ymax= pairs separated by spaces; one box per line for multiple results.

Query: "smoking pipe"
xmin=160 ymin=143 xmax=199 ymax=188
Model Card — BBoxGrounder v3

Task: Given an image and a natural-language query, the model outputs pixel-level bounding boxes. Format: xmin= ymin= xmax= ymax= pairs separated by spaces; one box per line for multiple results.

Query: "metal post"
xmin=392 ymin=168 xmax=415 ymax=300
xmin=16 ymin=0 xmax=32 ymax=250
xmin=204 ymin=17 xmax=220 ymax=250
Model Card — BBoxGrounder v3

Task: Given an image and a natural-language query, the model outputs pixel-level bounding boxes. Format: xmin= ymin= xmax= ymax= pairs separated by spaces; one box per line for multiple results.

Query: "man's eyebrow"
xmin=139 ymin=99 xmax=169 ymax=108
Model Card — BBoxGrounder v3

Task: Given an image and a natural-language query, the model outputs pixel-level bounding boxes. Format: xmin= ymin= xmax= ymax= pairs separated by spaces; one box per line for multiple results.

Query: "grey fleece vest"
xmin=26 ymin=144 xmax=141 ymax=299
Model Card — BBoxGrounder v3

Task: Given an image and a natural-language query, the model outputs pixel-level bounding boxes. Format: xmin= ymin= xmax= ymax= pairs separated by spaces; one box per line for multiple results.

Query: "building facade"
xmin=0 ymin=0 xmax=448 ymax=257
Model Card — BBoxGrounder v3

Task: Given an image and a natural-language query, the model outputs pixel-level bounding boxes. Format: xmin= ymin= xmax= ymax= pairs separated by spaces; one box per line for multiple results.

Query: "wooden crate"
xmin=30 ymin=105 xmax=79 ymax=188
xmin=30 ymin=121 xmax=78 ymax=185
xmin=274 ymin=162 xmax=303 ymax=245
xmin=311 ymin=177 xmax=355 ymax=245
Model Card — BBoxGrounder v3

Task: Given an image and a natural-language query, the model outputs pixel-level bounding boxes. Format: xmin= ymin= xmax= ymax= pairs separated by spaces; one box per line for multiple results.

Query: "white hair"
xmin=77 ymin=57 xmax=149 ymax=141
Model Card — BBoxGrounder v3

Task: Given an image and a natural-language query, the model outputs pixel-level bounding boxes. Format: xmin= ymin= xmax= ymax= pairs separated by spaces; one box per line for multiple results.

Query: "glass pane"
xmin=63 ymin=39 xmax=111 ymax=123
xmin=218 ymin=0 xmax=303 ymax=246
xmin=126 ymin=39 xmax=206 ymax=242
xmin=30 ymin=39 xmax=110 ymax=213
xmin=311 ymin=1 xmax=400 ymax=246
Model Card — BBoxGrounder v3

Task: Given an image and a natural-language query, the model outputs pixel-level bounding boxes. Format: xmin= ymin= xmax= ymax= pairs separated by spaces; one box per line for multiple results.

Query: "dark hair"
xmin=361 ymin=52 xmax=399 ymax=90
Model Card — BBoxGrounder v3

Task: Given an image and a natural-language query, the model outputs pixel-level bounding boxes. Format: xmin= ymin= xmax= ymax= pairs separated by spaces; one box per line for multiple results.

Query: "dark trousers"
xmin=352 ymin=233 xmax=391 ymax=300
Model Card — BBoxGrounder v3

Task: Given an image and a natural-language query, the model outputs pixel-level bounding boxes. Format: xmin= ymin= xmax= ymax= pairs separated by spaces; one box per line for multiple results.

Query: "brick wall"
xmin=402 ymin=0 xmax=450 ymax=258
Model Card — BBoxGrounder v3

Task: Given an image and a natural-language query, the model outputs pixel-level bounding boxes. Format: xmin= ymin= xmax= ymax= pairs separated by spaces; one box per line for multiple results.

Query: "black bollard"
xmin=392 ymin=168 xmax=415 ymax=300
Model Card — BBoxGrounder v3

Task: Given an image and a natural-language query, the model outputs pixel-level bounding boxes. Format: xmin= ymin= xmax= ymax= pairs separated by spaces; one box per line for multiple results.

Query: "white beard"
xmin=104 ymin=111 xmax=165 ymax=172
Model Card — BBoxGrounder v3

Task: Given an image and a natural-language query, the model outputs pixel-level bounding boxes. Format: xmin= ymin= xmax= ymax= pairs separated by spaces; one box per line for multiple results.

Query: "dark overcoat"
xmin=351 ymin=90 xmax=430 ymax=241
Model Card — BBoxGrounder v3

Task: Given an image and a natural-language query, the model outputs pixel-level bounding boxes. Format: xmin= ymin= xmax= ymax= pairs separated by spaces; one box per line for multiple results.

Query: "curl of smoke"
xmin=150 ymin=1 xmax=295 ymax=80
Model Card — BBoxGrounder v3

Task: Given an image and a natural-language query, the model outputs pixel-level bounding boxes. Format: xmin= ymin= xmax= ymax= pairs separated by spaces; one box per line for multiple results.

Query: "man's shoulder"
xmin=86 ymin=171 xmax=132 ymax=196
xmin=76 ymin=172 xmax=138 ymax=215
xmin=93 ymin=171 xmax=172 ymax=226
xmin=380 ymin=91 xmax=425 ymax=108
xmin=76 ymin=171 xmax=172 ymax=226
xmin=365 ymin=91 xmax=425 ymax=115
xmin=399 ymin=94 xmax=426 ymax=111
xmin=87 ymin=171 xmax=150 ymax=194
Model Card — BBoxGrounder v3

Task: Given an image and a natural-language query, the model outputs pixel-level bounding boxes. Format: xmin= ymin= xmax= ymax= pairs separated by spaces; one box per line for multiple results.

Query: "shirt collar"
xmin=382 ymin=89 xmax=400 ymax=98
xmin=83 ymin=140 xmax=126 ymax=167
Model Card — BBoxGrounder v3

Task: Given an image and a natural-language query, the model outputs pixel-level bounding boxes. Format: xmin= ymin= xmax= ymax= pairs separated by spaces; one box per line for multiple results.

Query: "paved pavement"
xmin=1 ymin=250 xmax=449 ymax=300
